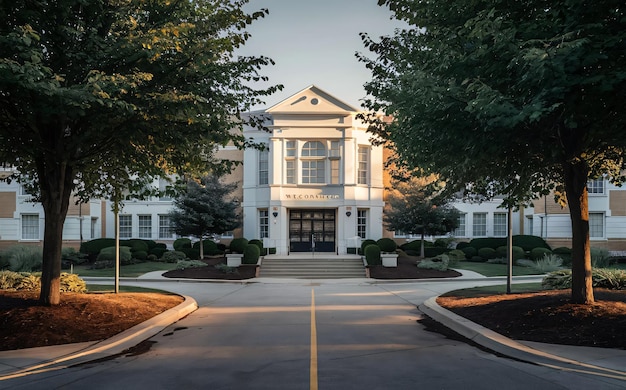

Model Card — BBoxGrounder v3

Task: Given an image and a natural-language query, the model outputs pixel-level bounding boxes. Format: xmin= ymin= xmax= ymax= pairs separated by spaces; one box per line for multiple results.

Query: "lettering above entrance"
xmin=284 ymin=194 xmax=341 ymax=200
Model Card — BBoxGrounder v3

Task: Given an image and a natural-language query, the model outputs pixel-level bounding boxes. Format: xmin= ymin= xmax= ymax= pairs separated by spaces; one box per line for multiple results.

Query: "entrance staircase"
xmin=259 ymin=254 xmax=366 ymax=279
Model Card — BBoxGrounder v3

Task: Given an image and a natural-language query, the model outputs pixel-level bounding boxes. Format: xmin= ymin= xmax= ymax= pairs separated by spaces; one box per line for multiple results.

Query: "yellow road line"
xmin=310 ymin=289 xmax=318 ymax=390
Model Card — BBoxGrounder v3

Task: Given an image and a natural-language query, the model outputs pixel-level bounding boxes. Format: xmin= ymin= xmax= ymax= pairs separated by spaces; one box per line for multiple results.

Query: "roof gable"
xmin=267 ymin=85 xmax=358 ymax=114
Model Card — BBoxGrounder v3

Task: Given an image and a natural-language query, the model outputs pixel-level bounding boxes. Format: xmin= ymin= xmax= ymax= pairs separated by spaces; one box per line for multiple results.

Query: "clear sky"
xmin=237 ymin=0 xmax=406 ymax=110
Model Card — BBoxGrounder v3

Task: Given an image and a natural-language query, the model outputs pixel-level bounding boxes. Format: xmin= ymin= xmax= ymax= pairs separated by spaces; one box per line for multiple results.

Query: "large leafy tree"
xmin=385 ymin=176 xmax=459 ymax=257
xmin=359 ymin=0 xmax=626 ymax=304
xmin=0 ymin=0 xmax=280 ymax=305
xmin=169 ymin=176 xmax=240 ymax=259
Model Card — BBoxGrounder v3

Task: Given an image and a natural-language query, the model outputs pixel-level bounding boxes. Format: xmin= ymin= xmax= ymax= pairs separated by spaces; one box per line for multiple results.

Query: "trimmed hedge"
xmin=376 ymin=238 xmax=397 ymax=253
xmin=96 ymin=246 xmax=132 ymax=264
xmin=364 ymin=244 xmax=381 ymax=266
xmin=461 ymin=246 xmax=477 ymax=259
xmin=181 ymin=247 xmax=200 ymax=260
xmin=162 ymin=250 xmax=187 ymax=263
xmin=361 ymin=239 xmax=377 ymax=255
xmin=400 ymin=240 xmax=434 ymax=252
xmin=469 ymin=238 xmax=507 ymax=250
xmin=80 ymin=238 xmax=116 ymax=260
xmin=496 ymin=245 xmax=526 ymax=261
xmin=230 ymin=238 xmax=249 ymax=254
xmin=530 ymin=247 xmax=552 ymax=260
xmin=553 ymin=247 xmax=572 ymax=266
xmin=192 ymin=239 xmax=221 ymax=256
xmin=424 ymin=247 xmax=447 ymax=258
xmin=150 ymin=247 xmax=167 ymax=259
xmin=243 ymin=244 xmax=260 ymax=264
xmin=477 ymin=247 xmax=497 ymax=260
xmin=173 ymin=238 xmax=192 ymax=251
xmin=512 ymin=235 xmax=551 ymax=251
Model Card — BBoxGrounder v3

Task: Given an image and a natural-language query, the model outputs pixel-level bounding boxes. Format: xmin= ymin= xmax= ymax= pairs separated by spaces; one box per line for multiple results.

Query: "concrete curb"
xmin=0 ymin=295 xmax=198 ymax=380
xmin=420 ymin=297 xmax=626 ymax=381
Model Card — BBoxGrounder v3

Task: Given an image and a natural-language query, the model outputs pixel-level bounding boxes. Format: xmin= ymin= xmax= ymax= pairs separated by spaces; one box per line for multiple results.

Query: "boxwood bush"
xmin=424 ymin=247 xmax=447 ymax=258
xmin=150 ymin=247 xmax=168 ymax=259
xmin=192 ymin=239 xmax=221 ymax=256
xmin=512 ymin=235 xmax=551 ymax=251
xmin=80 ymin=238 xmax=116 ymax=261
xmin=181 ymin=247 xmax=200 ymax=260
xmin=364 ymin=244 xmax=381 ymax=266
xmin=530 ymin=247 xmax=552 ymax=260
xmin=243 ymin=244 xmax=260 ymax=264
xmin=162 ymin=250 xmax=187 ymax=263
xmin=376 ymin=238 xmax=397 ymax=253
xmin=495 ymin=245 xmax=526 ymax=261
xmin=173 ymin=238 xmax=192 ymax=251
xmin=461 ymin=246 xmax=477 ymax=259
xmin=97 ymin=246 xmax=132 ymax=265
xmin=552 ymin=247 xmax=572 ymax=265
xmin=478 ymin=247 xmax=497 ymax=260
xmin=230 ymin=238 xmax=249 ymax=254
xmin=360 ymin=239 xmax=377 ymax=255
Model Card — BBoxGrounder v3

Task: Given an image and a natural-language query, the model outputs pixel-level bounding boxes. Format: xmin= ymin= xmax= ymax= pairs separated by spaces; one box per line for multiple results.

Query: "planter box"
xmin=226 ymin=253 xmax=243 ymax=267
xmin=381 ymin=253 xmax=398 ymax=268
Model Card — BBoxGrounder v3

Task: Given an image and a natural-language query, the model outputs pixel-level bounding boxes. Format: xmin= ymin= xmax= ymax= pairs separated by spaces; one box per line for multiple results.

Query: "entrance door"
xmin=289 ymin=209 xmax=336 ymax=252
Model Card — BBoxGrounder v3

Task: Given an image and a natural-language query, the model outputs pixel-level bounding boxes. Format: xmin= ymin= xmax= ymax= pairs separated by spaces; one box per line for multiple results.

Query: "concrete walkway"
xmin=1 ymin=270 xmax=625 ymax=383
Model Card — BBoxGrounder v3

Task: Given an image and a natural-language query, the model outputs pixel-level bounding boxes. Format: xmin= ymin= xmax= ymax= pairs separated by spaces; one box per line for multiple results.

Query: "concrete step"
xmin=259 ymin=256 xmax=365 ymax=279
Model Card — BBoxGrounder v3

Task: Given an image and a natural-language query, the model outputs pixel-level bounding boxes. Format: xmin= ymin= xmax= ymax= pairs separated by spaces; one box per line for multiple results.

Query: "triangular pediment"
xmin=267 ymin=85 xmax=358 ymax=114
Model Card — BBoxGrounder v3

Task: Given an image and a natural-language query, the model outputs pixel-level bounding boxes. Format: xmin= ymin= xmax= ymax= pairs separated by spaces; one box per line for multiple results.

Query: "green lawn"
xmin=453 ymin=261 xmax=544 ymax=277
xmin=71 ymin=261 xmax=177 ymax=278
xmin=440 ymin=282 xmax=544 ymax=297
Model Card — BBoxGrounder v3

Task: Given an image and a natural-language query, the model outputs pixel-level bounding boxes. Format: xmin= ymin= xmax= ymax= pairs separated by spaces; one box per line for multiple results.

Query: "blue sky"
xmin=238 ymin=0 xmax=406 ymax=109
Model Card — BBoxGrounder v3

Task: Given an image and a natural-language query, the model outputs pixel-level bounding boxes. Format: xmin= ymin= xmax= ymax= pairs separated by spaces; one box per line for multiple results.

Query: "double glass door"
xmin=289 ymin=209 xmax=335 ymax=252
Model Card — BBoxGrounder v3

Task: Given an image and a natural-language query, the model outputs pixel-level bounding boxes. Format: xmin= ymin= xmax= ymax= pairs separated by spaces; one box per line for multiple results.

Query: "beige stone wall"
xmin=0 ymin=192 xmax=16 ymax=218
xmin=609 ymin=190 xmax=626 ymax=216
xmin=534 ymin=195 xmax=569 ymax=214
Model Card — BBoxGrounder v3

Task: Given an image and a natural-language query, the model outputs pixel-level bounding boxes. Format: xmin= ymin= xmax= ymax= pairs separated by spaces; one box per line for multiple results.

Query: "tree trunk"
xmin=38 ymin=158 xmax=73 ymax=306
xmin=563 ymin=161 xmax=594 ymax=304
xmin=420 ymin=231 xmax=425 ymax=258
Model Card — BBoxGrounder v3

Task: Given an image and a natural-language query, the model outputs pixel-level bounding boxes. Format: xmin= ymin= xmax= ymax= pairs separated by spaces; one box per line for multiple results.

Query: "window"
xmin=301 ymin=141 xmax=325 ymax=156
xmin=159 ymin=215 xmax=173 ymax=239
xmin=138 ymin=215 xmax=152 ymax=238
xmin=91 ymin=217 xmax=98 ymax=239
xmin=119 ymin=215 xmax=132 ymax=238
xmin=454 ymin=214 xmax=466 ymax=237
xmin=302 ymin=160 xmax=325 ymax=183
xmin=259 ymin=209 xmax=269 ymax=238
xmin=587 ymin=179 xmax=605 ymax=194
xmin=329 ymin=140 xmax=340 ymax=157
xmin=358 ymin=147 xmax=368 ymax=185
xmin=286 ymin=160 xmax=296 ymax=184
xmin=330 ymin=159 xmax=340 ymax=184
xmin=357 ymin=209 xmax=367 ymax=238
xmin=472 ymin=213 xmax=487 ymax=237
xmin=21 ymin=214 xmax=39 ymax=240
xmin=286 ymin=140 xmax=296 ymax=157
xmin=589 ymin=212 xmax=604 ymax=238
xmin=259 ymin=149 xmax=269 ymax=185
xmin=493 ymin=213 xmax=507 ymax=237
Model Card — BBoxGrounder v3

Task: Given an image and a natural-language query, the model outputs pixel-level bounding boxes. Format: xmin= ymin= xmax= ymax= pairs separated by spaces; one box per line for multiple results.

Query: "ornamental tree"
xmin=385 ymin=176 xmax=459 ymax=257
xmin=359 ymin=0 xmax=626 ymax=303
xmin=169 ymin=176 xmax=240 ymax=259
xmin=0 ymin=0 xmax=280 ymax=305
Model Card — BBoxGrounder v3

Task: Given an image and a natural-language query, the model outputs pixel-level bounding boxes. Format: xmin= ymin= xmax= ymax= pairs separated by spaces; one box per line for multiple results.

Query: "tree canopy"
xmin=0 ymin=0 xmax=280 ymax=304
xmin=360 ymin=0 xmax=626 ymax=303
xmin=169 ymin=176 xmax=240 ymax=259
xmin=385 ymin=176 xmax=459 ymax=257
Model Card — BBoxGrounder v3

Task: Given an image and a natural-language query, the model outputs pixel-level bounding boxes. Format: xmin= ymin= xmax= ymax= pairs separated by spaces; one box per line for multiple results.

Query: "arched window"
xmin=301 ymin=141 xmax=325 ymax=157
xmin=301 ymin=141 xmax=326 ymax=183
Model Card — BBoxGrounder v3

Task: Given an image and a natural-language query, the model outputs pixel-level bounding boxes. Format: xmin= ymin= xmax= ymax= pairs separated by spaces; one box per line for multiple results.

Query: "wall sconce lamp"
xmin=345 ymin=211 xmax=352 ymax=217
xmin=272 ymin=212 xmax=278 ymax=218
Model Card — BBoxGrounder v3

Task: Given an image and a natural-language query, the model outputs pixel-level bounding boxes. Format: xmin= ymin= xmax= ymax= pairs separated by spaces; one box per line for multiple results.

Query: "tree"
xmin=359 ymin=0 xmax=626 ymax=304
xmin=169 ymin=176 xmax=240 ymax=259
xmin=385 ymin=176 xmax=459 ymax=257
xmin=0 ymin=0 xmax=280 ymax=305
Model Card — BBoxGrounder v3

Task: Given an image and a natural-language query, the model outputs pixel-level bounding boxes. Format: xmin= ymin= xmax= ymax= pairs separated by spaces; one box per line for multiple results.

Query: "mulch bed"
xmin=162 ymin=257 xmax=258 ymax=280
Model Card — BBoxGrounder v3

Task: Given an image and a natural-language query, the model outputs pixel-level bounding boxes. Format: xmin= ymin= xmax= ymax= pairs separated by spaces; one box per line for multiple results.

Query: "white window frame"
xmin=472 ymin=213 xmax=487 ymax=237
xmin=587 ymin=179 xmax=605 ymax=195
xmin=21 ymin=214 xmax=40 ymax=240
xmin=589 ymin=212 xmax=605 ymax=239
xmin=493 ymin=212 xmax=507 ymax=237
xmin=357 ymin=209 xmax=367 ymax=239
xmin=358 ymin=146 xmax=369 ymax=185
xmin=119 ymin=215 xmax=132 ymax=239
xmin=454 ymin=214 xmax=466 ymax=237
xmin=138 ymin=215 xmax=152 ymax=239
xmin=159 ymin=215 xmax=173 ymax=239
xmin=259 ymin=209 xmax=269 ymax=239
xmin=259 ymin=148 xmax=269 ymax=185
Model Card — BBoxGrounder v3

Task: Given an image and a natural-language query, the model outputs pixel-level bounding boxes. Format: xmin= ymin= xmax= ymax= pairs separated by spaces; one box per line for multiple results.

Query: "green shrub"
xmin=417 ymin=254 xmax=450 ymax=271
xmin=461 ymin=246 xmax=477 ymax=259
xmin=530 ymin=254 xmax=563 ymax=273
xmin=230 ymin=238 xmax=249 ymax=254
xmin=80 ymin=238 xmax=116 ymax=260
xmin=542 ymin=268 xmax=626 ymax=290
xmin=495 ymin=245 xmax=526 ymax=261
xmin=376 ymin=238 xmax=397 ymax=253
xmin=147 ymin=254 xmax=158 ymax=262
xmin=173 ymin=238 xmax=192 ymax=251
xmin=269 ymin=247 xmax=277 ymax=255
xmin=214 ymin=263 xmax=237 ymax=274
xmin=60 ymin=272 xmax=87 ymax=293
xmin=400 ymin=240 xmax=433 ymax=252
xmin=512 ymin=235 xmax=551 ymax=251
xmin=155 ymin=243 xmax=167 ymax=250
xmin=133 ymin=250 xmax=148 ymax=261
xmin=552 ymin=247 xmax=572 ymax=266
xmin=447 ymin=249 xmax=466 ymax=264
xmin=361 ymin=239 xmax=377 ymax=255
xmin=469 ymin=238 xmax=507 ymax=250
xmin=150 ymin=247 xmax=167 ymax=259
xmin=144 ymin=240 xmax=158 ymax=250
xmin=347 ymin=247 xmax=358 ymax=254
xmin=127 ymin=239 xmax=149 ymax=253
xmin=243 ymin=244 xmax=260 ymax=264
xmin=530 ymin=247 xmax=552 ymax=260
xmin=162 ymin=250 xmax=187 ymax=263
xmin=424 ymin=247 xmax=447 ymax=257
xmin=92 ymin=260 xmax=114 ymax=269
xmin=434 ymin=238 xmax=455 ymax=248
xmin=455 ymin=241 xmax=470 ymax=250
xmin=181 ymin=247 xmax=200 ymax=260
xmin=249 ymin=239 xmax=264 ymax=250
xmin=61 ymin=247 xmax=88 ymax=268
xmin=176 ymin=260 xmax=208 ymax=270
xmin=364 ymin=244 xmax=381 ymax=266
xmin=193 ymin=239 xmax=220 ymax=256
xmin=591 ymin=247 xmax=611 ymax=268
xmin=477 ymin=247 xmax=497 ymax=260
xmin=96 ymin=246 xmax=132 ymax=264
xmin=5 ymin=245 xmax=43 ymax=272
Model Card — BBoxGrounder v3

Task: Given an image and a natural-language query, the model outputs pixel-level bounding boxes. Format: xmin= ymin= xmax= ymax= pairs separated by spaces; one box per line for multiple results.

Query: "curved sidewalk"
xmin=1 ymin=271 xmax=625 ymax=382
